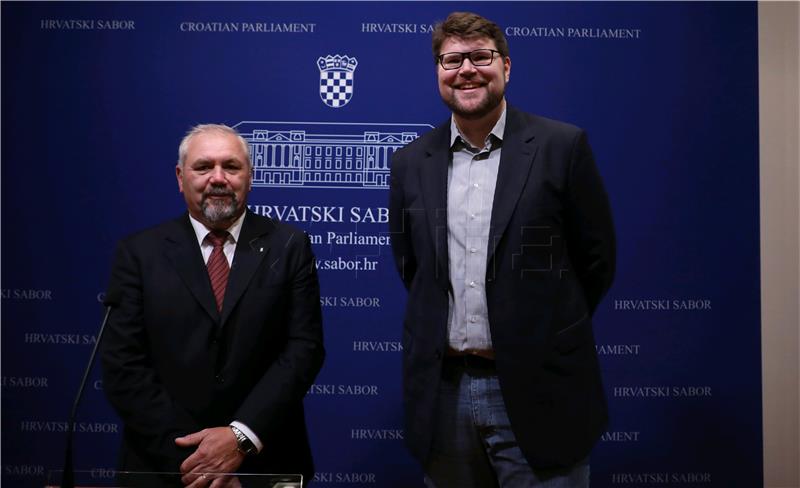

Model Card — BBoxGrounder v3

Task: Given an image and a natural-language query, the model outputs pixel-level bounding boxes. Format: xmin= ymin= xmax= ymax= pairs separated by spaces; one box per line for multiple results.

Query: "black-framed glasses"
xmin=437 ymin=49 xmax=501 ymax=70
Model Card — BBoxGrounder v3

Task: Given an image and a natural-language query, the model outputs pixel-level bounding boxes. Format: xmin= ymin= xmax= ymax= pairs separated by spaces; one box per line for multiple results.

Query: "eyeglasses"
xmin=437 ymin=49 xmax=501 ymax=70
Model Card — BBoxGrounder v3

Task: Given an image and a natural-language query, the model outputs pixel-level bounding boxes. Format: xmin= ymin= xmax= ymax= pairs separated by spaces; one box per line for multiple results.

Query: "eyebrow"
xmin=190 ymin=157 xmax=244 ymax=166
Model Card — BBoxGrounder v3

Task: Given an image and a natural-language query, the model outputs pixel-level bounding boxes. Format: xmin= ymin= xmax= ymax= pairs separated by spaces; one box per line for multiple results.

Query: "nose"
xmin=208 ymin=166 xmax=227 ymax=183
xmin=458 ymin=57 xmax=478 ymax=75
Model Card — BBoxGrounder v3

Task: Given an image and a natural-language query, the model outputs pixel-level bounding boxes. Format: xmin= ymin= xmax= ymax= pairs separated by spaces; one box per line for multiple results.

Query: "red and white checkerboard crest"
xmin=317 ymin=54 xmax=358 ymax=108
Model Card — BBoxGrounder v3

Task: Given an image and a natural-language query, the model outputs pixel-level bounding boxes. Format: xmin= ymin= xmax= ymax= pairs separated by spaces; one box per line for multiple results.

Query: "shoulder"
xmin=508 ymin=106 xmax=584 ymax=142
xmin=391 ymin=120 xmax=448 ymax=163
xmin=246 ymin=212 xmax=311 ymax=249
xmin=267 ymin=215 xmax=306 ymax=238
xmin=117 ymin=215 xmax=188 ymax=248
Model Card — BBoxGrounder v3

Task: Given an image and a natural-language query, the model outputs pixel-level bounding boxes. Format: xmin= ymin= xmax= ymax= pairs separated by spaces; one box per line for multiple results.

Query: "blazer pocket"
xmin=554 ymin=313 xmax=591 ymax=353
xmin=254 ymin=274 xmax=291 ymax=289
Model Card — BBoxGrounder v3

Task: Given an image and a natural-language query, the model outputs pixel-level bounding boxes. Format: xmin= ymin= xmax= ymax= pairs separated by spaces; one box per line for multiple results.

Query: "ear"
xmin=504 ymin=55 xmax=511 ymax=83
xmin=248 ymin=165 xmax=254 ymax=192
xmin=175 ymin=164 xmax=184 ymax=193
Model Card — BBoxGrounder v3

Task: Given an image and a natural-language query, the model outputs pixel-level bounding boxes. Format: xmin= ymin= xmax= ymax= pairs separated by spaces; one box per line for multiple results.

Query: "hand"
xmin=175 ymin=427 xmax=245 ymax=487
xmin=177 ymin=473 xmax=243 ymax=488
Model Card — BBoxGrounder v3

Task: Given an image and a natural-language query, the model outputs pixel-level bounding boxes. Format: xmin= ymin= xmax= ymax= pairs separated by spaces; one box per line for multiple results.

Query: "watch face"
xmin=231 ymin=426 xmax=255 ymax=455
xmin=241 ymin=440 xmax=256 ymax=455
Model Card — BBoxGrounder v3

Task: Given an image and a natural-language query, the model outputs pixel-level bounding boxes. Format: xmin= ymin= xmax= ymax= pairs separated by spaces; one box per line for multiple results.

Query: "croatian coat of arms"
xmin=317 ymin=54 xmax=358 ymax=108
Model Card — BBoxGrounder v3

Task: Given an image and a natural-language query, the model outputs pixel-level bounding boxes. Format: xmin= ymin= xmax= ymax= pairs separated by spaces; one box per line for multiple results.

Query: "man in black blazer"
xmin=389 ymin=12 xmax=615 ymax=487
xmin=101 ymin=124 xmax=324 ymax=487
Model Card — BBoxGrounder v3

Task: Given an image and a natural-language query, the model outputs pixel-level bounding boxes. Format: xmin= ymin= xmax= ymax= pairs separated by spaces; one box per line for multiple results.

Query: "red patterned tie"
xmin=206 ymin=231 xmax=230 ymax=312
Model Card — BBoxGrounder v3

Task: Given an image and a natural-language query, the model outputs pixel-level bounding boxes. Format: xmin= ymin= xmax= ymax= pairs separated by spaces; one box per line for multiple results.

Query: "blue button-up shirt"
xmin=446 ymin=108 xmax=506 ymax=354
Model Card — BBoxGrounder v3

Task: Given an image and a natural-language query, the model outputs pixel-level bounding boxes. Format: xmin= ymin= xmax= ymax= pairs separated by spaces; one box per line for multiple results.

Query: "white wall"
xmin=759 ymin=2 xmax=800 ymax=487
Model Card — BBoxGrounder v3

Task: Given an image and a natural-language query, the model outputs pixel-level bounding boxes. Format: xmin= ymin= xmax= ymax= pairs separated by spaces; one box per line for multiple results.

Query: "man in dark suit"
xmin=389 ymin=12 xmax=615 ymax=487
xmin=101 ymin=124 xmax=324 ymax=487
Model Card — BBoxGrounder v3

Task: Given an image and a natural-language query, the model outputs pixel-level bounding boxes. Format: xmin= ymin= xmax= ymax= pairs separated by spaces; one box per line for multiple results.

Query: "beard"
xmin=442 ymin=84 xmax=505 ymax=121
xmin=201 ymin=186 xmax=240 ymax=224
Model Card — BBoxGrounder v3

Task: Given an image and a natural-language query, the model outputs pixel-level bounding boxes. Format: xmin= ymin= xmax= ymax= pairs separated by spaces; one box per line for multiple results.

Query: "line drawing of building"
xmin=233 ymin=121 xmax=434 ymax=189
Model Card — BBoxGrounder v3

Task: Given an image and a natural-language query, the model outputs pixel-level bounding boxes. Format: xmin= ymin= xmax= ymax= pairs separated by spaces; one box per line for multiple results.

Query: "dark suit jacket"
xmin=101 ymin=211 xmax=324 ymax=483
xmin=389 ymin=106 xmax=615 ymax=469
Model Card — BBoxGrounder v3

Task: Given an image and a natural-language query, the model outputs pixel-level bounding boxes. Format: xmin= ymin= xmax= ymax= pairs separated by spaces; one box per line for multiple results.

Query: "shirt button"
xmin=469 ymin=281 xmax=476 ymax=287
xmin=470 ymin=316 xmax=477 ymax=323
xmin=470 ymin=214 xmax=477 ymax=220
xmin=470 ymin=248 xmax=477 ymax=253
xmin=473 ymin=183 xmax=479 ymax=188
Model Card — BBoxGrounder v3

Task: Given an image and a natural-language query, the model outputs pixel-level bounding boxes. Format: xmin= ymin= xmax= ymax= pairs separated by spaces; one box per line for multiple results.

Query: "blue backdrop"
xmin=2 ymin=2 xmax=761 ymax=487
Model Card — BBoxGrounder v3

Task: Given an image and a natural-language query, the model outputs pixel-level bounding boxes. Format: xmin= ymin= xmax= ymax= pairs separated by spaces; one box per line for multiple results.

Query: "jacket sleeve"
xmin=389 ymin=150 xmax=418 ymax=290
xmin=563 ymin=130 xmax=616 ymax=315
xmin=100 ymin=239 xmax=200 ymax=472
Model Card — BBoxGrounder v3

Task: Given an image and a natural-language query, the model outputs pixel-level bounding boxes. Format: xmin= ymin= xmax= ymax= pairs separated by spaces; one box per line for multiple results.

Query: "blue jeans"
xmin=423 ymin=360 xmax=590 ymax=488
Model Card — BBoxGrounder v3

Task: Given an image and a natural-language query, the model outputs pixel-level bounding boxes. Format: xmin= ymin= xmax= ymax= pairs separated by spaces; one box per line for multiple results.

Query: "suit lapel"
xmin=488 ymin=107 xmax=539 ymax=262
xmin=163 ymin=215 xmax=219 ymax=322
xmin=419 ymin=123 xmax=451 ymax=283
xmin=219 ymin=211 xmax=272 ymax=326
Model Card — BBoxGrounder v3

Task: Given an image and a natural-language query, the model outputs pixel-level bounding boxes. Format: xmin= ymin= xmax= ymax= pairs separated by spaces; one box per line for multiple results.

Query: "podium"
xmin=45 ymin=470 xmax=302 ymax=488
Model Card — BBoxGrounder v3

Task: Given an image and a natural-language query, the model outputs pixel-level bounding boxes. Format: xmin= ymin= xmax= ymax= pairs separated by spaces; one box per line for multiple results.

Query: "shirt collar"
xmin=449 ymin=105 xmax=507 ymax=150
xmin=188 ymin=211 xmax=246 ymax=247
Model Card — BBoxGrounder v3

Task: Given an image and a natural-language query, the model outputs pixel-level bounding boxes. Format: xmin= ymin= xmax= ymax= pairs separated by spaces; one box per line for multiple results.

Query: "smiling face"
xmin=176 ymin=130 xmax=252 ymax=231
xmin=437 ymin=35 xmax=510 ymax=124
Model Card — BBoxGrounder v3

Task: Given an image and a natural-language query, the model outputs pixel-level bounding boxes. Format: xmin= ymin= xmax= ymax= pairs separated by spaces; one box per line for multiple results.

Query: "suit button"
xmin=215 ymin=375 xmax=224 ymax=384
xmin=435 ymin=350 xmax=442 ymax=360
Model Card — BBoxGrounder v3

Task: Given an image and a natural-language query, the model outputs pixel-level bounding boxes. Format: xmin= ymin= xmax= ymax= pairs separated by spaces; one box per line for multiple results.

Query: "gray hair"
xmin=177 ymin=123 xmax=251 ymax=167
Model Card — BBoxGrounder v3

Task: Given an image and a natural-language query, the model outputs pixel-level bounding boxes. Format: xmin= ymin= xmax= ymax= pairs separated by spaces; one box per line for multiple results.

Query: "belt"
xmin=442 ymin=353 xmax=496 ymax=371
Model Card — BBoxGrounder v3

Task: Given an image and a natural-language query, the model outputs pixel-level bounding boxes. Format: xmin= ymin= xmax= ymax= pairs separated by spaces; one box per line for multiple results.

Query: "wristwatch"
xmin=230 ymin=425 xmax=257 ymax=456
